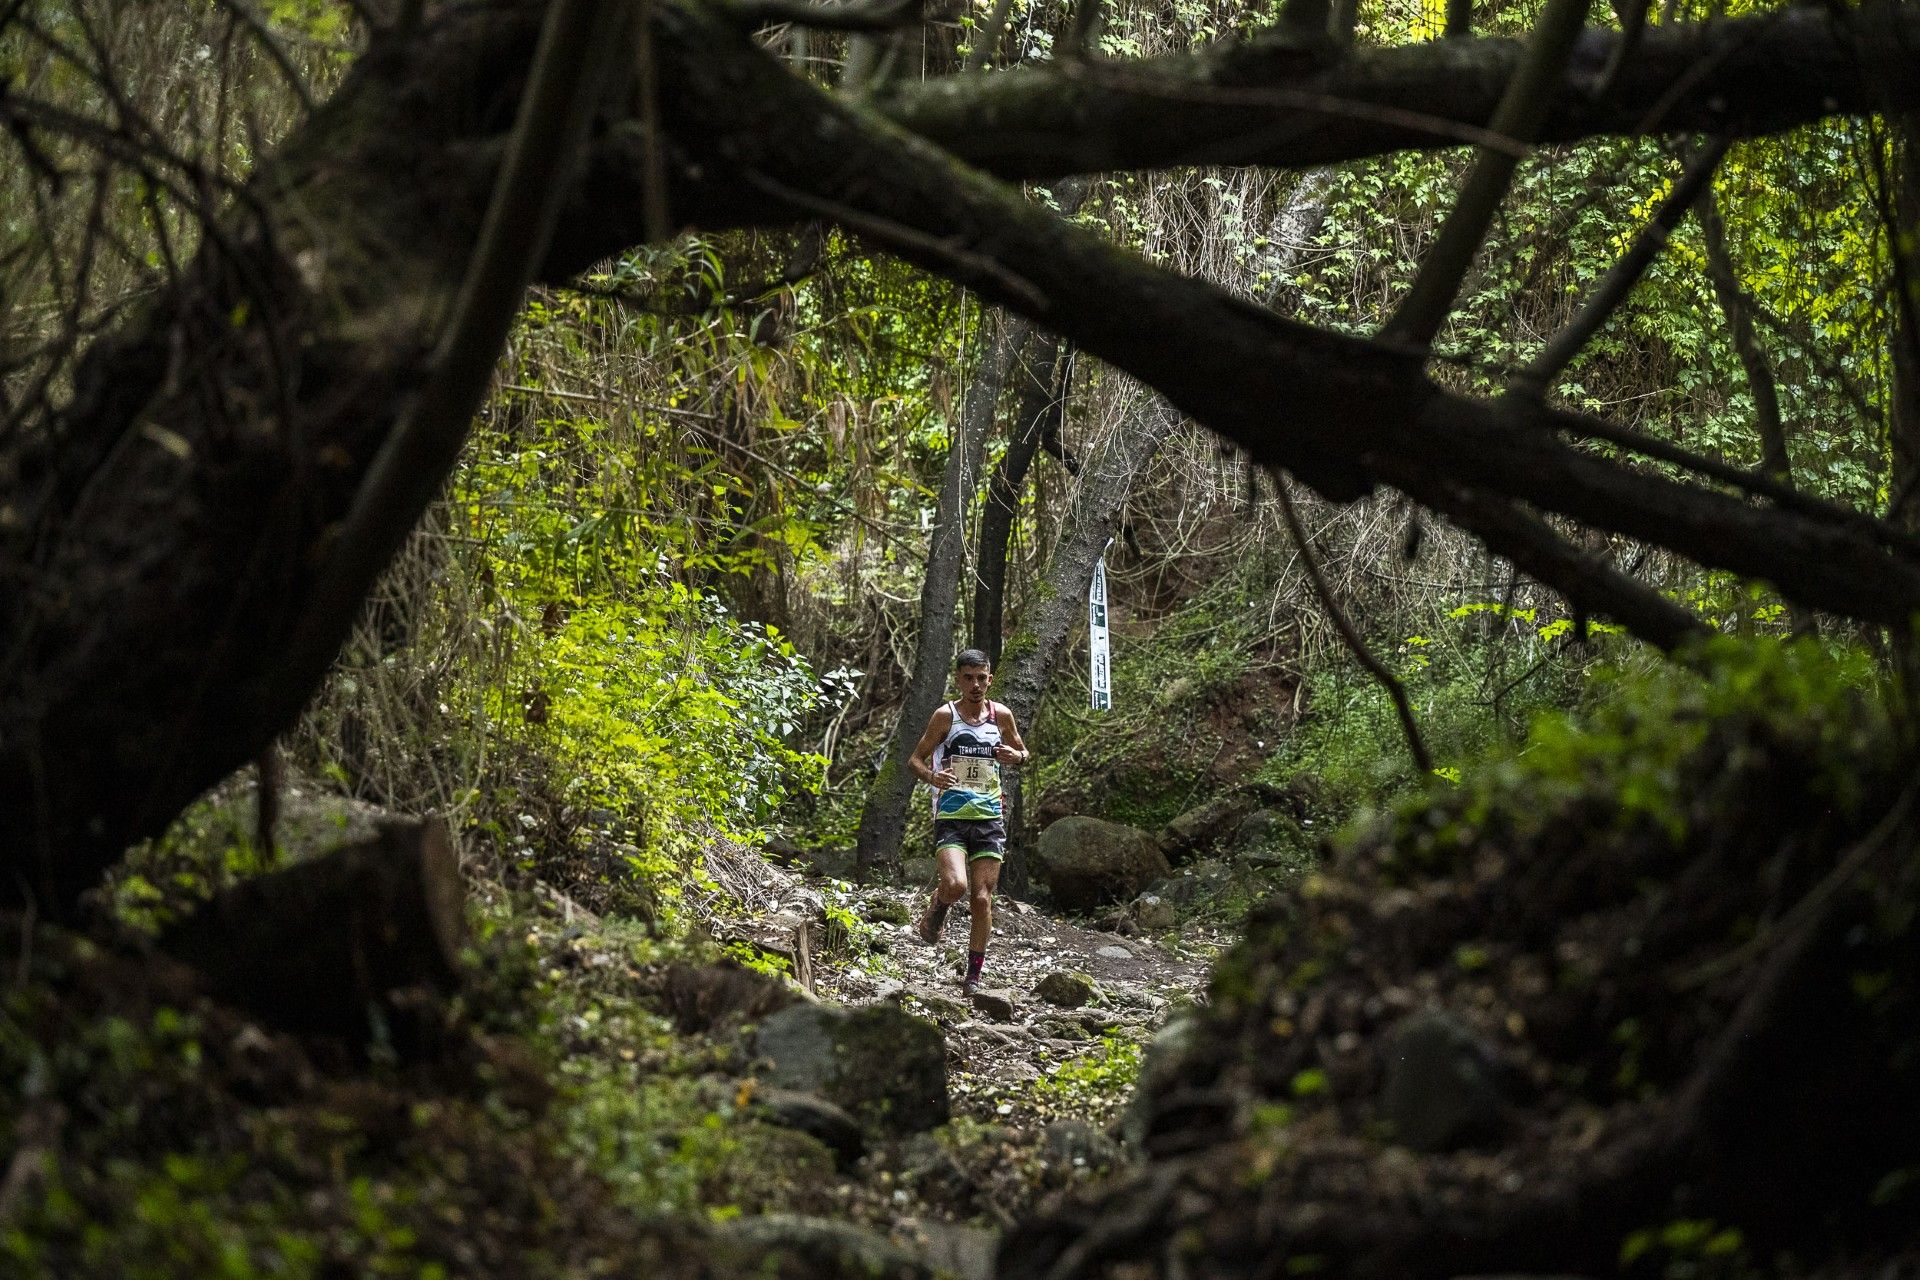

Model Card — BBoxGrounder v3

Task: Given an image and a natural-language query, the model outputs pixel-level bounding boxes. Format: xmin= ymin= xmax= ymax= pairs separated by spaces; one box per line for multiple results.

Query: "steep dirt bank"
xmin=1001 ymin=650 xmax=1920 ymax=1280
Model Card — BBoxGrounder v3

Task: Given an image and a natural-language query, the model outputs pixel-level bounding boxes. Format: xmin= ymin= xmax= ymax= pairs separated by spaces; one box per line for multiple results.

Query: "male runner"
xmin=910 ymin=649 xmax=1030 ymax=989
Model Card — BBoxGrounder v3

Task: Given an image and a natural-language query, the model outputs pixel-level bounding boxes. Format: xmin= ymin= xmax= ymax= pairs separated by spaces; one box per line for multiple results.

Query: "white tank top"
xmin=932 ymin=701 xmax=1003 ymax=820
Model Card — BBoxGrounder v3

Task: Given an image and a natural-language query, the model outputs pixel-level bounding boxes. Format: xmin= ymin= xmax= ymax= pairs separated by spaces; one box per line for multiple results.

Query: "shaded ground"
xmin=699 ymin=838 xmax=1220 ymax=1128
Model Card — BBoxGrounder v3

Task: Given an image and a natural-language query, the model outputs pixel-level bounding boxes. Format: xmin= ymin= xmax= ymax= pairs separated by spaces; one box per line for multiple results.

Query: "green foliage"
xmin=1619 ymin=1218 xmax=1750 ymax=1280
xmin=1023 ymin=1029 xmax=1147 ymax=1123
xmin=1266 ymin=600 xmax=1640 ymax=820
xmin=1366 ymin=635 xmax=1884 ymax=883
xmin=1027 ymin=557 xmax=1303 ymax=830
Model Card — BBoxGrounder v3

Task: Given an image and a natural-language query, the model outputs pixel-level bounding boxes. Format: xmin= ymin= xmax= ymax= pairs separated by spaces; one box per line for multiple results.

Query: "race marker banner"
xmin=1089 ymin=544 xmax=1112 ymax=711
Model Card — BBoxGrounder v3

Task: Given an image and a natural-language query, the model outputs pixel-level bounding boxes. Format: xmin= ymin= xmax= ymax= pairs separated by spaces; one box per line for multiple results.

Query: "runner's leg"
xmin=918 ymin=843 xmax=968 ymax=943
xmin=935 ymin=845 xmax=968 ymax=908
xmin=965 ymin=853 xmax=1000 ymax=983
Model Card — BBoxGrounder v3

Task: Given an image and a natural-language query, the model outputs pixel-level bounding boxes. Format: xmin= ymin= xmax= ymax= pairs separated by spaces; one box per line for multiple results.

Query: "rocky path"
xmin=691 ymin=852 xmax=1228 ymax=1280
xmin=817 ymin=887 xmax=1220 ymax=1127
xmin=699 ymin=842 xmax=1224 ymax=1130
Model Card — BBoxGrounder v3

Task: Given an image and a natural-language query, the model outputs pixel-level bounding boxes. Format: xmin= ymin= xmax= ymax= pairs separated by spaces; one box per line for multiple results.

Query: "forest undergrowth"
xmin=6 ymin=629 xmax=1905 ymax=1279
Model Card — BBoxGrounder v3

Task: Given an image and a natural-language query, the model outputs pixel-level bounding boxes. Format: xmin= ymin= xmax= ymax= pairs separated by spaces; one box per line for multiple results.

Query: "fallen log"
xmin=157 ymin=816 xmax=466 ymax=1041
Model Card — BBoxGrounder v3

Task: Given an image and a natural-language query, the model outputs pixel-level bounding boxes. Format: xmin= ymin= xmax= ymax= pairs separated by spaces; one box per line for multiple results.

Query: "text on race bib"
xmin=950 ymin=756 xmax=997 ymax=788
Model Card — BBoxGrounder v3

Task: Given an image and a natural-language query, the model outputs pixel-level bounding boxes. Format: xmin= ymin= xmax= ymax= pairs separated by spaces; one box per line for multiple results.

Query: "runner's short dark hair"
xmin=955 ymin=648 xmax=991 ymax=671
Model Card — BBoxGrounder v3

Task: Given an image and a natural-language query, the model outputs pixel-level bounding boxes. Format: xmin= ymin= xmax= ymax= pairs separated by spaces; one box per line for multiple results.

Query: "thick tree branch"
xmin=283 ymin=0 xmax=635 ymax=695
xmin=876 ymin=3 xmax=1920 ymax=180
xmin=645 ymin=5 xmax=1920 ymax=639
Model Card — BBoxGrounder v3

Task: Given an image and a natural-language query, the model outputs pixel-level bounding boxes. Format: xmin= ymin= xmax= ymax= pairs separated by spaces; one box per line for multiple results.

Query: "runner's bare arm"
xmin=993 ymin=704 xmax=1030 ymax=765
xmin=910 ymin=706 xmax=957 ymax=787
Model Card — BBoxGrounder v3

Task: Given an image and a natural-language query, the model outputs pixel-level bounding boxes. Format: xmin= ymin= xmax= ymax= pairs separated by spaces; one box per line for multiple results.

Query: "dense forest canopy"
xmin=4 ymin=0 xmax=1920 ymax=1274
xmin=3 ymin=0 xmax=1919 ymax=908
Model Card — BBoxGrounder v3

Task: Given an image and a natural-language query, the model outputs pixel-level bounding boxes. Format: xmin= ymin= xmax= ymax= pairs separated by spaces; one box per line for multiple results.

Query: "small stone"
xmin=1097 ymin=945 xmax=1133 ymax=960
xmin=1040 ymin=1118 xmax=1122 ymax=1171
xmin=1032 ymin=816 xmax=1171 ymax=910
xmin=1033 ymin=970 xmax=1098 ymax=1008
xmin=1131 ymin=894 xmax=1177 ymax=931
xmin=968 ymin=986 xmax=1017 ymax=1023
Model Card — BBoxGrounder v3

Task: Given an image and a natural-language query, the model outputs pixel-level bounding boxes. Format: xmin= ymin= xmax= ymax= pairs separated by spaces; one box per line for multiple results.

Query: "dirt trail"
xmin=816 ymin=882 xmax=1221 ymax=1126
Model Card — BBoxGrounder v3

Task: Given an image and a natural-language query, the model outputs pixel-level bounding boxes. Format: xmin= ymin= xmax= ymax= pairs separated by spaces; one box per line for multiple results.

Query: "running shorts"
xmin=933 ymin=818 xmax=1006 ymax=862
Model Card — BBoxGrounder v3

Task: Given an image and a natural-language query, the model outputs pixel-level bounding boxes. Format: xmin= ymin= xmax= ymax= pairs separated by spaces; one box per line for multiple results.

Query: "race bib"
xmin=950 ymin=755 xmax=997 ymax=788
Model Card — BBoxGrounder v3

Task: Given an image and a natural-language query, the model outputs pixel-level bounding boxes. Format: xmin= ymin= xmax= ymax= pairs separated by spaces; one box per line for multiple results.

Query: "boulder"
xmin=1032 ymin=970 xmax=1098 ymax=1008
xmin=1034 ymin=1015 xmax=1091 ymax=1042
xmin=1379 ymin=1010 xmax=1512 ymax=1153
xmin=755 ymin=1002 xmax=950 ymax=1135
xmin=1158 ymin=790 xmax=1263 ymax=863
xmin=1032 ymin=816 xmax=1170 ymax=911
xmin=1121 ymin=1014 xmax=1198 ymax=1149
xmin=892 ymin=1220 xmax=999 ymax=1280
xmin=659 ymin=961 xmax=798 ymax=1033
xmin=716 ymin=1215 xmax=932 ymax=1280
xmin=1148 ymin=858 xmax=1236 ymax=907
xmin=752 ymin=1087 xmax=865 ymax=1169
xmin=967 ymin=987 xmax=1017 ymax=1023
xmin=1230 ymin=807 xmax=1304 ymax=856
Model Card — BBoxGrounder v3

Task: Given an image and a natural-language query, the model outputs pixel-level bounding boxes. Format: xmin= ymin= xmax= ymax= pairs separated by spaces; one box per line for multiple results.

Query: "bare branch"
xmin=1274 ymin=473 xmax=1436 ymax=774
xmin=728 ymin=0 xmax=922 ymax=33
xmin=210 ymin=0 xmax=317 ymax=113
xmin=1694 ymin=163 xmax=1790 ymax=480
xmin=1512 ymin=136 xmax=1727 ymax=398
xmin=1383 ymin=0 xmax=1593 ymax=347
xmin=877 ymin=4 xmax=1920 ymax=180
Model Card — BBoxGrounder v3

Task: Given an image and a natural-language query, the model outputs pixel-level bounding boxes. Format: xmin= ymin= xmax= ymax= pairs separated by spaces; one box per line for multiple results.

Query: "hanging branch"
xmin=282 ymin=0 xmax=635 ymax=684
xmin=728 ymin=0 xmax=920 ymax=32
xmin=1382 ymin=0 xmax=1593 ymax=347
xmin=211 ymin=0 xmax=316 ymax=112
xmin=963 ymin=0 xmax=1016 ymax=71
xmin=1272 ymin=472 xmax=1435 ymax=776
xmin=1694 ymin=169 xmax=1790 ymax=480
xmin=1512 ymin=136 xmax=1728 ymax=397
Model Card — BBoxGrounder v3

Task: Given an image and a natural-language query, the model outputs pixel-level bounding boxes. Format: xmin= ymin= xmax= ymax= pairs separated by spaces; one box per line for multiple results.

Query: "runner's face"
xmin=956 ymin=665 xmax=992 ymax=705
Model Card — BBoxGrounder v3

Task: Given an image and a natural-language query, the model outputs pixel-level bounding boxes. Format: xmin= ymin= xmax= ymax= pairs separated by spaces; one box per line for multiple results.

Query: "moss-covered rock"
xmin=1032 ymin=816 xmax=1170 ymax=911
xmin=753 ymin=1003 xmax=950 ymax=1135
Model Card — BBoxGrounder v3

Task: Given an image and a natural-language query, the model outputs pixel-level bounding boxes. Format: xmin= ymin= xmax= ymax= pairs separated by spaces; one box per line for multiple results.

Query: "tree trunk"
xmin=853 ymin=315 xmax=1031 ymax=880
xmin=999 ymin=396 xmax=1184 ymax=895
xmin=1696 ymin=185 xmax=1790 ymax=481
xmin=157 ymin=817 xmax=466 ymax=1042
xmin=1889 ymin=116 xmax=1920 ymax=533
xmin=0 ymin=0 xmax=633 ymax=915
xmin=973 ymin=334 xmax=1068 ymax=668
xmin=971 ymin=181 xmax=1090 ymax=668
